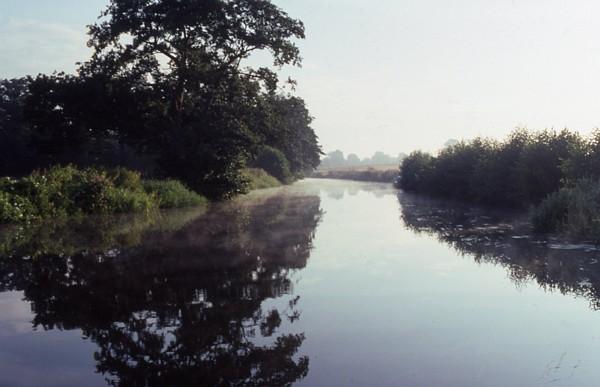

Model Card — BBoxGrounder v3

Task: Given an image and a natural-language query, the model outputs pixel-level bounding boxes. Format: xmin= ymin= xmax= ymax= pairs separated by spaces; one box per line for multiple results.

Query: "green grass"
xmin=243 ymin=168 xmax=282 ymax=190
xmin=0 ymin=165 xmax=207 ymax=224
xmin=143 ymin=179 xmax=207 ymax=208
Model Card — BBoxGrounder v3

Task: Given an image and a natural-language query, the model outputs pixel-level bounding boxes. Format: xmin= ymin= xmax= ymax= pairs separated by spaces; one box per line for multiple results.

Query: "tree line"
xmin=399 ymin=129 xmax=600 ymax=238
xmin=0 ymin=0 xmax=322 ymax=199
xmin=320 ymin=150 xmax=406 ymax=169
xmin=399 ymin=129 xmax=600 ymax=206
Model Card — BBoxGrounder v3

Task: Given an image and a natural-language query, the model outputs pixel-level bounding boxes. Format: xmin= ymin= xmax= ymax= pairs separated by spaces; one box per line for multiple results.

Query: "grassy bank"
xmin=312 ymin=166 xmax=399 ymax=183
xmin=243 ymin=168 xmax=282 ymax=190
xmin=0 ymin=166 xmax=206 ymax=224
xmin=0 ymin=165 xmax=288 ymax=225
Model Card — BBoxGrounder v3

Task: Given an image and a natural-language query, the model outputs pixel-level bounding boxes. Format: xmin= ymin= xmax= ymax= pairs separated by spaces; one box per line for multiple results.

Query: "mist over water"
xmin=1 ymin=179 xmax=600 ymax=386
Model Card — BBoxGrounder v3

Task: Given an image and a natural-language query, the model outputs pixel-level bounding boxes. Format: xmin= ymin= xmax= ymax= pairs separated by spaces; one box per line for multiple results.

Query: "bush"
xmin=0 ymin=191 xmax=36 ymax=223
xmin=143 ymin=180 xmax=207 ymax=208
xmin=243 ymin=168 xmax=281 ymax=190
xmin=108 ymin=167 xmax=142 ymax=190
xmin=251 ymin=146 xmax=292 ymax=183
xmin=399 ymin=129 xmax=585 ymax=207
xmin=398 ymin=151 xmax=435 ymax=192
xmin=0 ymin=165 xmax=206 ymax=224
xmin=107 ymin=187 xmax=156 ymax=213
xmin=532 ymin=189 xmax=571 ymax=233
xmin=532 ymin=179 xmax=600 ymax=238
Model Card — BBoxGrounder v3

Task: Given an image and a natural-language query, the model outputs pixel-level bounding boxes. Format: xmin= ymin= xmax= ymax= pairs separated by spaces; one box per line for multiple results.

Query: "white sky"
xmin=2 ymin=0 xmax=600 ymax=157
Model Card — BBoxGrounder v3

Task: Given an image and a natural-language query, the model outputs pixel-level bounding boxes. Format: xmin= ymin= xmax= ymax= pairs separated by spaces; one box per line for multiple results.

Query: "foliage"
xmin=0 ymin=190 xmax=36 ymax=223
xmin=532 ymin=179 xmax=600 ymax=238
xmin=0 ymin=78 xmax=33 ymax=176
xmin=243 ymin=168 xmax=282 ymax=190
xmin=80 ymin=0 xmax=315 ymax=198
xmin=531 ymin=189 xmax=571 ymax=234
xmin=0 ymin=166 xmax=206 ymax=224
xmin=251 ymin=146 xmax=292 ymax=183
xmin=257 ymin=95 xmax=322 ymax=176
xmin=399 ymin=129 xmax=589 ymax=207
xmin=396 ymin=151 xmax=435 ymax=192
xmin=143 ymin=180 xmax=207 ymax=209
xmin=0 ymin=0 xmax=322 ymax=200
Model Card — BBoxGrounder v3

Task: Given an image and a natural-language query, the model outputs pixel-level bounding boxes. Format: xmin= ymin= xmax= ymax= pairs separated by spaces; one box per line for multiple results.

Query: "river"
xmin=1 ymin=179 xmax=600 ymax=387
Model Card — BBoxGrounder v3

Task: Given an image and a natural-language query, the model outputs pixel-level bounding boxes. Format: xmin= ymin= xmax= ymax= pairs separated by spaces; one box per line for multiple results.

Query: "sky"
xmin=3 ymin=0 xmax=600 ymax=158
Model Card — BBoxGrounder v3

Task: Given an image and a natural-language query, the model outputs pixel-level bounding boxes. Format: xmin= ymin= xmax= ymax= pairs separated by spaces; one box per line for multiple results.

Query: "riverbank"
xmin=0 ymin=165 xmax=285 ymax=225
xmin=0 ymin=166 xmax=207 ymax=224
xmin=398 ymin=129 xmax=600 ymax=241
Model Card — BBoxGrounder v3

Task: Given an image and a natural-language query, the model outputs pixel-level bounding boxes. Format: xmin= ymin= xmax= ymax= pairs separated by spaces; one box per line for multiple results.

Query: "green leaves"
xmin=2 ymin=1 xmax=321 ymax=201
xmin=0 ymin=166 xmax=207 ymax=224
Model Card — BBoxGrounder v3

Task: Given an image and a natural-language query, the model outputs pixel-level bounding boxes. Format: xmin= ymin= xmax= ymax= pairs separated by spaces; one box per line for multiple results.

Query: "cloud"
xmin=0 ymin=19 xmax=91 ymax=78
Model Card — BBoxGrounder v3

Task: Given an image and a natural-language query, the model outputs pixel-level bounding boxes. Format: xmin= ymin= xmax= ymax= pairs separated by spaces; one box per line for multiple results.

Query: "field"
xmin=312 ymin=165 xmax=399 ymax=183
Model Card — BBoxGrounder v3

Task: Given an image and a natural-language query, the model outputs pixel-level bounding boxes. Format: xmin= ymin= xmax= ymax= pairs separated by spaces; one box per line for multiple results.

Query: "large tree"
xmin=259 ymin=95 xmax=322 ymax=175
xmin=86 ymin=0 xmax=305 ymax=112
xmin=81 ymin=0 xmax=308 ymax=198
xmin=0 ymin=78 xmax=33 ymax=176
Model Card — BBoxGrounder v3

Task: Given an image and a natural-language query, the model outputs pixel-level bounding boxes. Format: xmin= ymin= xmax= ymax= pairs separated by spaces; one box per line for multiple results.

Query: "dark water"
xmin=2 ymin=179 xmax=600 ymax=386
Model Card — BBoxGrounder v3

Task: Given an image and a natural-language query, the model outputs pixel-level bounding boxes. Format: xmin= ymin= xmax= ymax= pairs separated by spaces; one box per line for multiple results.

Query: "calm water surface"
xmin=2 ymin=179 xmax=600 ymax=386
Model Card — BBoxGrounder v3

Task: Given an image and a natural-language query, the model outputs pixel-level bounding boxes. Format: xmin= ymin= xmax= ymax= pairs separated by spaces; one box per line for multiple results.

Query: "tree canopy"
xmin=0 ymin=0 xmax=322 ymax=199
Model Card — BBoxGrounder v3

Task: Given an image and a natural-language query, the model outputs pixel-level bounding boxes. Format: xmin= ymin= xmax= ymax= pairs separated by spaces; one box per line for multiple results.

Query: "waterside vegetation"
xmin=0 ymin=165 xmax=205 ymax=224
xmin=0 ymin=0 xmax=322 ymax=222
xmin=399 ymin=129 xmax=600 ymax=239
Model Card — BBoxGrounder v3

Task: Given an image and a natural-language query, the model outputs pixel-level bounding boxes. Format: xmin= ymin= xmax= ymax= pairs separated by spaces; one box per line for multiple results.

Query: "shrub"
xmin=108 ymin=167 xmax=142 ymax=190
xmin=251 ymin=146 xmax=292 ymax=183
xmin=399 ymin=151 xmax=435 ymax=192
xmin=399 ymin=129 xmax=586 ymax=207
xmin=532 ymin=189 xmax=571 ymax=233
xmin=243 ymin=168 xmax=281 ymax=190
xmin=0 ymin=165 xmax=205 ymax=224
xmin=107 ymin=187 xmax=156 ymax=213
xmin=143 ymin=180 xmax=206 ymax=208
xmin=532 ymin=179 xmax=600 ymax=238
xmin=0 ymin=191 xmax=36 ymax=223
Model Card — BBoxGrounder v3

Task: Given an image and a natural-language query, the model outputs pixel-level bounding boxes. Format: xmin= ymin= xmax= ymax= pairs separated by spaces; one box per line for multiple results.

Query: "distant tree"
xmin=320 ymin=150 xmax=346 ymax=168
xmin=369 ymin=151 xmax=395 ymax=165
xmin=346 ymin=153 xmax=361 ymax=166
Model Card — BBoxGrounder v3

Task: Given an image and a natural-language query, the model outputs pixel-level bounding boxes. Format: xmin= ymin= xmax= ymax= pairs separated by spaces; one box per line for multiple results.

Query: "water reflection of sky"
xmin=295 ymin=179 xmax=600 ymax=387
xmin=2 ymin=179 xmax=600 ymax=386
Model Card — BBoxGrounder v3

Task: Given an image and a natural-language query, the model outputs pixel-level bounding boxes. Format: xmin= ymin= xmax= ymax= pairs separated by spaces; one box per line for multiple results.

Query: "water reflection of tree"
xmin=399 ymin=193 xmax=600 ymax=310
xmin=0 ymin=194 xmax=322 ymax=387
